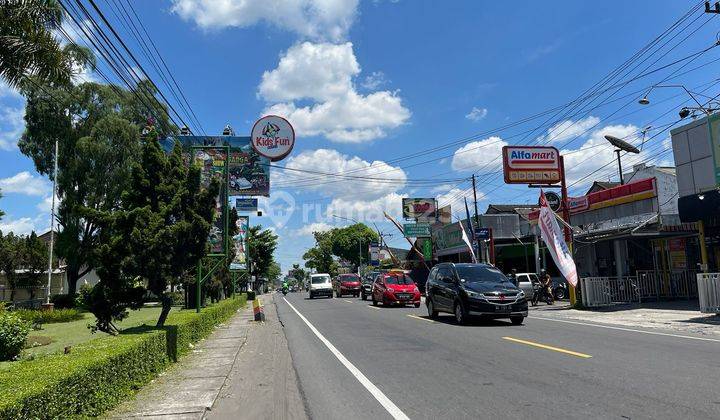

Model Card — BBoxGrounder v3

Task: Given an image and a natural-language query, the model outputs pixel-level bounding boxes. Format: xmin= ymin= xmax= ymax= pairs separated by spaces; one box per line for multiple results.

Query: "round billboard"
xmin=540 ymin=191 xmax=562 ymax=212
xmin=251 ymin=115 xmax=295 ymax=161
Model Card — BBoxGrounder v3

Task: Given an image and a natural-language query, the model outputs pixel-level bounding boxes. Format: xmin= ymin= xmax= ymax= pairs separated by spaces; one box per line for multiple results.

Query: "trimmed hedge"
xmin=0 ymin=293 xmax=247 ymax=419
xmin=13 ymin=308 xmax=84 ymax=325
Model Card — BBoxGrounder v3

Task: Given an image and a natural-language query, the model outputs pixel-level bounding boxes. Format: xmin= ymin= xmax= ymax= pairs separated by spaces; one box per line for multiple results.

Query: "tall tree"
xmin=85 ymin=129 xmax=218 ymax=332
xmin=0 ymin=0 xmax=92 ymax=89
xmin=18 ymin=232 xmax=48 ymax=299
xmin=303 ymin=230 xmax=338 ymax=276
xmin=0 ymin=232 xmax=21 ymax=301
xmin=247 ymin=225 xmax=278 ymax=280
xmin=19 ymin=81 xmax=172 ymax=296
xmin=329 ymin=224 xmax=378 ymax=270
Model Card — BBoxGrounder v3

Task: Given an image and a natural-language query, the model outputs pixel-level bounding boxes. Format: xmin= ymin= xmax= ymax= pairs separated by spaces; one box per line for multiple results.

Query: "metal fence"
xmin=580 ymin=276 xmax=640 ymax=308
xmin=635 ymin=270 xmax=698 ymax=299
xmin=697 ymin=273 xmax=720 ymax=314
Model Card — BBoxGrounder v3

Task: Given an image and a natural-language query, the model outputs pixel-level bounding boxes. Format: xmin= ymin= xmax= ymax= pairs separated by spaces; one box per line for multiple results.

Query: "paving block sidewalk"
xmin=109 ymin=294 xmax=306 ymax=420
xmin=530 ymin=300 xmax=720 ymax=337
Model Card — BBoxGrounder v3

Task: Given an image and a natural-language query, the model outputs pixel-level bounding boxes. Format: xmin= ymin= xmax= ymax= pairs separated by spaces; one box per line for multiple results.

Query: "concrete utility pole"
xmin=471 ymin=174 xmax=482 ymax=262
xmin=44 ymin=138 xmax=59 ymax=308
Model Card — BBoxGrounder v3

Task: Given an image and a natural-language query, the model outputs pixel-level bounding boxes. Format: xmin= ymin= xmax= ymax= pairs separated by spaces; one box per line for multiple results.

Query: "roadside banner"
xmin=369 ymin=242 xmax=380 ymax=266
xmin=458 ymin=215 xmax=477 ymax=263
xmin=538 ymin=191 xmax=578 ymax=287
xmin=230 ymin=215 xmax=249 ymax=270
xmin=194 ymin=148 xmax=227 ymax=254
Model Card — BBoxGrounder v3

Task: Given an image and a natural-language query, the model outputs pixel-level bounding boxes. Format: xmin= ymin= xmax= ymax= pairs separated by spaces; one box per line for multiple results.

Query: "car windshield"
xmin=385 ymin=274 xmax=414 ymax=285
xmin=455 ymin=266 xmax=509 ymax=284
xmin=311 ymin=275 xmax=330 ymax=284
xmin=339 ymin=275 xmax=359 ymax=282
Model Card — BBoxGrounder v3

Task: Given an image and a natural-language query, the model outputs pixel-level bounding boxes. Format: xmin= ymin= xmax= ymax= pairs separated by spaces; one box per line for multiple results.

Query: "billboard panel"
xmin=230 ymin=215 xmax=249 ymax=270
xmin=194 ymin=148 xmax=227 ymax=254
xmin=403 ymin=222 xmax=431 ymax=238
xmin=402 ymin=198 xmax=437 ymax=221
xmin=502 ymin=146 xmax=561 ymax=184
xmin=235 ymin=198 xmax=259 ymax=212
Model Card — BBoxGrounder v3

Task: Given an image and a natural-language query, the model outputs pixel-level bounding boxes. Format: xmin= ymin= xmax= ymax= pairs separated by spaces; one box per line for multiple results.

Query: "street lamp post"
xmin=44 ymin=138 xmax=58 ymax=309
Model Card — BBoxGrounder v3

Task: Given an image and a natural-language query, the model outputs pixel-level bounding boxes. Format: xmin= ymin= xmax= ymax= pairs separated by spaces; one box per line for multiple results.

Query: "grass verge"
xmin=0 ymin=294 xmax=247 ymax=419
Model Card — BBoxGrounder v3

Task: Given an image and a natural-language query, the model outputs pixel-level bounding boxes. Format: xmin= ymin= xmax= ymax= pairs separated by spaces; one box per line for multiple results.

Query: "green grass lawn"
xmin=21 ymin=306 xmax=163 ymax=358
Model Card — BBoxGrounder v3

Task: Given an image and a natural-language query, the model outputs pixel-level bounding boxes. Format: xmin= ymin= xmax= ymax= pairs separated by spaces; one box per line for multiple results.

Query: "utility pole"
xmin=471 ymin=174 xmax=482 ymax=262
xmin=44 ymin=138 xmax=59 ymax=309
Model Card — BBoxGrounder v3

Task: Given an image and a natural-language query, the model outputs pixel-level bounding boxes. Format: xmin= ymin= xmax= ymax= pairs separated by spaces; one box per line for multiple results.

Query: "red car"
xmin=372 ymin=273 xmax=421 ymax=307
xmin=333 ymin=273 xmax=362 ymax=297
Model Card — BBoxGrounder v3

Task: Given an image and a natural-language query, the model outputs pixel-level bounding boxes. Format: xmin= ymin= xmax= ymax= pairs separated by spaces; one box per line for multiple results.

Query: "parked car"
xmin=425 ymin=263 xmax=528 ymax=325
xmin=333 ymin=273 xmax=362 ymax=297
xmin=360 ymin=272 xmax=379 ymax=300
xmin=308 ymin=273 xmax=333 ymax=299
xmin=372 ymin=272 xmax=421 ymax=307
xmin=514 ymin=273 xmax=540 ymax=301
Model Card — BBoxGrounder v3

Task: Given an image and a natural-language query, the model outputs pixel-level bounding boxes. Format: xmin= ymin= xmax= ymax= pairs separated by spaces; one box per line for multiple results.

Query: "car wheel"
xmin=554 ymin=288 xmax=566 ymax=300
xmin=414 ymin=302 xmax=420 ymax=308
xmin=361 ymin=292 xmax=366 ymax=301
xmin=511 ymin=316 xmax=525 ymax=325
xmin=372 ymin=296 xmax=378 ymax=306
xmin=309 ymin=293 xmax=314 ymax=299
xmin=454 ymin=301 xmax=467 ymax=325
xmin=427 ymin=297 xmax=438 ymax=319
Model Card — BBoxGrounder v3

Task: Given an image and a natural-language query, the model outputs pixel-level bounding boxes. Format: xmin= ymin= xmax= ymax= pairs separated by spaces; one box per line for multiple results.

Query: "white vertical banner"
xmin=458 ymin=218 xmax=478 ymax=263
xmin=538 ymin=190 xmax=578 ymax=287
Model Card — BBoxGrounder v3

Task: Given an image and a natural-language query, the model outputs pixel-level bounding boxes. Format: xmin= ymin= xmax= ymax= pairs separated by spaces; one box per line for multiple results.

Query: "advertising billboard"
xmin=230 ymin=215 xmax=249 ymax=270
xmin=402 ymin=198 xmax=437 ymax=221
xmin=369 ymin=242 xmax=380 ymax=266
xmin=193 ymin=148 xmax=227 ymax=255
xmin=251 ymin=115 xmax=295 ymax=161
xmin=502 ymin=146 xmax=561 ymax=184
xmin=403 ymin=223 xmax=431 ymax=238
xmin=235 ymin=198 xmax=259 ymax=212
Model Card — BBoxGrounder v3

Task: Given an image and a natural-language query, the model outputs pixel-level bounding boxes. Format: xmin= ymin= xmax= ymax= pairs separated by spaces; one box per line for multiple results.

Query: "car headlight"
xmin=518 ymin=290 xmax=525 ymax=298
xmin=465 ymin=290 xmax=484 ymax=299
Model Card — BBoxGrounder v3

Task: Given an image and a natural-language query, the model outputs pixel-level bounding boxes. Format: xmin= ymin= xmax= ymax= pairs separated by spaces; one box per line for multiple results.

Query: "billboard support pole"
xmin=472 ymin=174 xmax=483 ymax=263
xmin=559 ymin=156 xmax=577 ymax=306
xmin=196 ymin=260 xmax=202 ymax=313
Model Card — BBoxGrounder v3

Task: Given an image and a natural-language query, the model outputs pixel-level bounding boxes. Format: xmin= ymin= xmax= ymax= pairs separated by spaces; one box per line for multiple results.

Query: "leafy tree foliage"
xmin=289 ymin=263 xmax=307 ymax=282
xmin=303 ymin=231 xmax=338 ymax=276
xmin=0 ymin=0 xmax=93 ymax=89
xmin=0 ymin=231 xmax=48 ymax=300
xmin=19 ymin=81 xmax=172 ymax=296
xmin=247 ymin=225 xmax=278 ymax=281
xmin=303 ymin=224 xmax=378 ymax=275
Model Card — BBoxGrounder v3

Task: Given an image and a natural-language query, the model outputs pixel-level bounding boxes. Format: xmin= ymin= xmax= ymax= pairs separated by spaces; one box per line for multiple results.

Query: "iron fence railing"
xmin=697 ymin=273 xmax=720 ymax=314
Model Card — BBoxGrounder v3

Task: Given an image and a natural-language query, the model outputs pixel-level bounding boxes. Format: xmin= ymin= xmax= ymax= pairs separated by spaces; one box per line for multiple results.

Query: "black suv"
xmin=425 ymin=263 xmax=528 ymax=325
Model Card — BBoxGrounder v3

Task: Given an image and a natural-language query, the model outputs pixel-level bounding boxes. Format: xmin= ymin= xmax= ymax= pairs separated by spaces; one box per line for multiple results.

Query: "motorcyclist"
xmin=539 ymin=271 xmax=553 ymax=304
xmin=282 ymin=280 xmax=289 ymax=294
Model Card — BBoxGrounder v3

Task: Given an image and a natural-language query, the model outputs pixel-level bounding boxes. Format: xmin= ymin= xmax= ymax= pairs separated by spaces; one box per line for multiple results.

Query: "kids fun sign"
xmin=251 ymin=115 xmax=295 ymax=161
xmin=502 ymin=146 xmax=561 ymax=184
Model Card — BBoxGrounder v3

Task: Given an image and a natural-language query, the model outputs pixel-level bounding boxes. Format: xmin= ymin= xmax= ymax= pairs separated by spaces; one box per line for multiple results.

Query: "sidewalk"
xmin=108 ymin=294 xmax=307 ymax=420
xmin=530 ymin=300 xmax=720 ymax=337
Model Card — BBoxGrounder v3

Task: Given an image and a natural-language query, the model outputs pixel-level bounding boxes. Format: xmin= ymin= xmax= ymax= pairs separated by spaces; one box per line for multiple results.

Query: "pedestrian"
xmin=508 ymin=268 xmax=518 ymax=286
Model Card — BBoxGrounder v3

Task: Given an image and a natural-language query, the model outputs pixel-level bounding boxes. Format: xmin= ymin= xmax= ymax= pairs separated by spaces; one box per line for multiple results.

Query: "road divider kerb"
xmin=502 ymin=336 xmax=592 ymax=359
xmin=407 ymin=314 xmax=435 ymax=323
xmin=282 ymin=297 xmax=411 ymax=420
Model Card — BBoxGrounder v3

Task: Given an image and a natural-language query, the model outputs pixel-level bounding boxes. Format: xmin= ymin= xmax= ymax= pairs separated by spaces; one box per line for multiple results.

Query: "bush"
xmin=169 ymin=291 xmax=184 ymax=306
xmin=13 ymin=308 xmax=84 ymax=324
xmin=76 ymin=284 xmax=93 ymax=309
xmin=0 ymin=294 xmax=247 ymax=418
xmin=0 ymin=311 xmax=31 ymax=361
xmin=50 ymin=294 xmax=77 ymax=309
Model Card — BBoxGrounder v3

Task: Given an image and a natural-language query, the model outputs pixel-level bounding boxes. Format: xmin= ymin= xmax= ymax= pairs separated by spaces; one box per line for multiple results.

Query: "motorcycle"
xmin=531 ymin=283 xmax=554 ymax=306
xmin=282 ymin=286 xmax=288 ymax=295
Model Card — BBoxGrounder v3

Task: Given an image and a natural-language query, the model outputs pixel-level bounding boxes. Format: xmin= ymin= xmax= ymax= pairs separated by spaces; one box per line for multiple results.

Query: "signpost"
xmin=235 ymin=198 xmax=259 ymax=212
xmin=403 ymin=222 xmax=431 ymax=238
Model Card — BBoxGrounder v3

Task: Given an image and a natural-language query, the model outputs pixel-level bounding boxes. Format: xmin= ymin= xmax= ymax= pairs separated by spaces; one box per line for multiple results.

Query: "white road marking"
xmin=282 ymin=297 xmax=410 ymax=420
xmin=367 ymin=305 xmax=380 ymax=309
xmin=532 ymin=316 xmax=720 ymax=343
xmin=343 ymin=299 xmax=353 ymax=303
xmin=407 ymin=314 xmax=435 ymax=323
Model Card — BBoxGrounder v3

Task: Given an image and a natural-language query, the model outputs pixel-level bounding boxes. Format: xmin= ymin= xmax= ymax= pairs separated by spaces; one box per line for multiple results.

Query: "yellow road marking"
xmin=502 ymin=337 xmax=592 ymax=359
xmin=407 ymin=314 xmax=435 ymax=323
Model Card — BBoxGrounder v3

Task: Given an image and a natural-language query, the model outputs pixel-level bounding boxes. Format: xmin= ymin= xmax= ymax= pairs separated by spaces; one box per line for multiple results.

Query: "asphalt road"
xmin=275 ymin=292 xmax=720 ymax=420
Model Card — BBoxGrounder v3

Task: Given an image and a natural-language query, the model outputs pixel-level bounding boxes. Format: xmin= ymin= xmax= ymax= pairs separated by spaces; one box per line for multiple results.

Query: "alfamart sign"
xmin=251 ymin=115 xmax=295 ymax=161
xmin=502 ymin=146 xmax=561 ymax=184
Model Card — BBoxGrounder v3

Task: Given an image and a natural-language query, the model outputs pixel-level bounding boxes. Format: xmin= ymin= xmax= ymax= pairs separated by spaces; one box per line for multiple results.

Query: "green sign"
xmin=708 ymin=113 xmax=720 ymax=185
xmin=422 ymin=239 xmax=432 ymax=261
xmin=403 ymin=223 xmax=431 ymax=237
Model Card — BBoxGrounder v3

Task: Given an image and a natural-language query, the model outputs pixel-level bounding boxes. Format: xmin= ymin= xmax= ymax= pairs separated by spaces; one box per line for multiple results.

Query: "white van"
xmin=309 ymin=273 xmax=333 ymax=299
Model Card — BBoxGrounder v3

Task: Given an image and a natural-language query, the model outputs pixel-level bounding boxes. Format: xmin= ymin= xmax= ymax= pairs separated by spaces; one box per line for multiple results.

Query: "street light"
xmin=332 ymin=214 xmax=363 ymax=275
xmin=638 ymin=84 xmax=719 ymax=118
xmin=604 ymin=135 xmax=640 ymax=185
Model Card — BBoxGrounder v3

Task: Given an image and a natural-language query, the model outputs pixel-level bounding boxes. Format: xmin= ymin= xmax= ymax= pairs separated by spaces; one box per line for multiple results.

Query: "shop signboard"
xmin=475 ymin=227 xmax=490 ymax=240
xmin=668 ymin=238 xmax=687 ymax=269
xmin=502 ymin=146 xmax=561 ymax=184
xmin=230 ymin=215 xmax=249 ymax=270
xmin=402 ymin=198 xmax=437 ymax=221
xmin=421 ymin=239 xmax=432 ymax=261
xmin=251 ymin=115 xmax=295 ymax=161
xmin=369 ymin=242 xmax=380 ymax=266
xmin=437 ymin=205 xmax=452 ymax=224
xmin=541 ymin=191 xmax=562 ymax=212
xmin=235 ymin=198 xmax=258 ymax=212
xmin=403 ymin=222 xmax=431 ymax=238
xmin=194 ymin=148 xmax=228 ymax=254
xmin=707 ymin=113 xmax=720 ymax=186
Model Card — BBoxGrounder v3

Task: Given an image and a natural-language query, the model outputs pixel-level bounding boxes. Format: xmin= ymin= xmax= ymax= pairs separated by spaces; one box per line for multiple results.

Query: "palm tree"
xmin=0 ymin=0 xmax=92 ymax=89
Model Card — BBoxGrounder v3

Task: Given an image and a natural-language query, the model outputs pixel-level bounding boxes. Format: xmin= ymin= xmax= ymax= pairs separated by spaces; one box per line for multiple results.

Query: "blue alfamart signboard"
xmin=235 ymin=198 xmax=258 ymax=212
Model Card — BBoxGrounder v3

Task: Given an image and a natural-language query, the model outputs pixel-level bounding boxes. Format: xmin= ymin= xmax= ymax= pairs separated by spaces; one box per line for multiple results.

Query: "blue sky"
xmin=0 ymin=1 xmax=717 ymax=272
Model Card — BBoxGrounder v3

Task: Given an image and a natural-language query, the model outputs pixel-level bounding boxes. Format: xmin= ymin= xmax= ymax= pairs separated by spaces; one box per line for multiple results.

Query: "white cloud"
xmin=0 ymin=81 xmax=21 ymax=100
xmin=171 ymin=0 xmax=359 ymax=41
xmin=0 ymin=104 xmax=25 ymax=150
xmin=293 ymin=222 xmax=334 ymax=237
xmin=450 ymin=136 xmax=508 ymax=172
xmin=0 ymin=172 xmax=50 ymax=196
xmin=436 ymin=187 xmax=486 ymax=209
xmin=326 ymin=192 xmax=405 ymax=222
xmin=260 ymin=42 xmax=410 ymax=143
xmin=277 ymin=148 xmax=407 ymax=200
xmin=0 ymin=215 xmax=47 ymax=236
xmin=465 ymin=107 xmax=488 ymax=122
xmin=361 ymin=71 xmax=387 ymax=90
xmin=541 ymin=115 xmax=600 ymax=144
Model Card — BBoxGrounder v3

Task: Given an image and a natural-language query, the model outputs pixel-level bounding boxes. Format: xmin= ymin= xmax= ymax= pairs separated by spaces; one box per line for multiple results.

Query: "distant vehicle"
xmin=360 ymin=272 xmax=379 ymax=300
xmin=308 ymin=274 xmax=333 ymax=299
xmin=425 ymin=263 xmax=528 ymax=325
xmin=514 ymin=273 xmax=540 ymax=301
xmin=371 ymin=272 xmax=421 ymax=307
xmin=333 ymin=273 xmax=361 ymax=298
